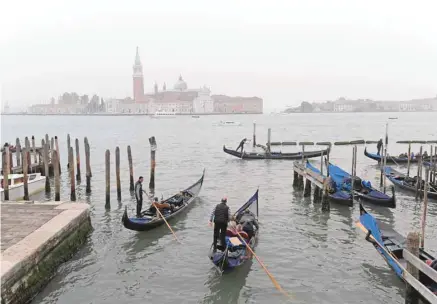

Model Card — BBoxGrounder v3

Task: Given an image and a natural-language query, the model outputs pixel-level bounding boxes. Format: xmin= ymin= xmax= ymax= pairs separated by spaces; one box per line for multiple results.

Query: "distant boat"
xmin=151 ymin=111 xmax=176 ymax=118
xmin=192 ymin=115 xmax=200 ymax=118
xmin=1 ymin=173 xmax=46 ymax=201
xmin=389 ymin=117 xmax=398 ymax=120
xmin=218 ymin=121 xmax=241 ymax=126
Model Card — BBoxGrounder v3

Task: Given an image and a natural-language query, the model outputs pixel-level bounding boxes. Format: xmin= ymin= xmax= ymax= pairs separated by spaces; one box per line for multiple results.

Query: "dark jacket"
xmin=377 ymin=140 xmax=383 ymax=150
xmin=135 ymin=181 xmax=143 ymax=202
xmin=211 ymin=202 xmax=230 ymax=224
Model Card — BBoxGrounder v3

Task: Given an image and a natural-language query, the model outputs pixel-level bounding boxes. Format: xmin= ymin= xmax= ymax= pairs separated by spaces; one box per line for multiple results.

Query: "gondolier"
xmin=135 ymin=176 xmax=144 ymax=217
xmin=209 ymin=197 xmax=232 ymax=252
xmin=377 ymin=138 xmax=383 ymax=156
xmin=236 ymin=138 xmax=247 ymax=153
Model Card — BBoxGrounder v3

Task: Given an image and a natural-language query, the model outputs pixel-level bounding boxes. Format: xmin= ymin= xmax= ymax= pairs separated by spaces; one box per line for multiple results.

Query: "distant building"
xmin=28 ymin=103 xmax=88 ymax=114
xmin=2 ymin=102 xmax=10 ymax=114
xmin=212 ymin=95 xmax=263 ymax=113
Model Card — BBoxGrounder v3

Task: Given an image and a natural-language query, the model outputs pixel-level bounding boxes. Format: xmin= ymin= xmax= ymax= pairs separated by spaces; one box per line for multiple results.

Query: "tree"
xmin=300 ymin=101 xmax=313 ymax=113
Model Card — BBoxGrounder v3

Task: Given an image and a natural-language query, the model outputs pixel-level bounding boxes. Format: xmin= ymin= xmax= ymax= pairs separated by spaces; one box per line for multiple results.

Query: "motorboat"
xmin=151 ymin=111 xmax=176 ymax=118
xmin=1 ymin=173 xmax=46 ymax=201
xmin=217 ymin=120 xmax=241 ymax=126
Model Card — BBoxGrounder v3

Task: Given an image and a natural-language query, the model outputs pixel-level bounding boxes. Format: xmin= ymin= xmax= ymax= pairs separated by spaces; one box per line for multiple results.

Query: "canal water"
xmin=1 ymin=112 xmax=436 ymax=304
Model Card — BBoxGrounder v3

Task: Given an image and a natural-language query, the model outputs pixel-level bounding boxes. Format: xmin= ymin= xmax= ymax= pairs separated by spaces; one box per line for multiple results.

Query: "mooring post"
xmin=24 ymin=136 xmax=30 ymax=173
xmin=31 ymin=136 xmax=37 ymax=164
xmin=115 ymin=146 xmax=121 ymax=201
xmin=253 ymin=122 xmax=256 ymax=147
xmin=149 ymin=136 xmax=157 ymax=195
xmin=53 ymin=150 xmax=60 ymax=201
xmin=421 ymin=167 xmax=429 ymax=248
xmin=22 ymin=148 xmax=29 ymax=200
xmin=415 ymin=146 xmax=423 ymax=200
xmin=105 ymin=149 xmax=110 ymax=208
xmin=301 ymin=145 xmax=305 ymax=164
xmin=84 ymin=137 xmax=91 ymax=193
xmin=49 ymin=137 xmax=55 ymax=176
xmin=15 ymin=138 xmax=21 ymax=168
xmin=67 ymin=134 xmax=71 ymax=166
xmin=304 ymin=178 xmax=311 ymax=197
xmin=42 ymin=139 xmax=50 ymax=192
xmin=293 ymin=171 xmax=299 ymax=188
xmin=267 ymin=128 xmax=271 ymax=155
xmin=313 ymin=186 xmax=320 ymax=202
xmin=321 ymin=183 xmax=330 ymax=211
xmin=55 ymin=136 xmax=61 ymax=174
xmin=320 ymin=151 xmax=324 ymax=176
xmin=75 ymin=138 xmax=81 ymax=182
xmin=127 ymin=145 xmax=134 ymax=191
xmin=405 ymin=231 xmax=420 ymax=304
xmin=69 ymin=146 xmax=76 ymax=201
xmin=407 ymin=143 xmax=411 ymax=177
xmin=3 ymin=144 xmax=10 ymax=200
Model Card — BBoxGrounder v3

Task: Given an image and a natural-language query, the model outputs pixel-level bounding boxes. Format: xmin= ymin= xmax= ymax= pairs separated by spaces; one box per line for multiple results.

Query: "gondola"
xmin=327 ymin=162 xmax=396 ymax=208
xmin=384 ymin=166 xmax=437 ymax=200
xmin=122 ymin=169 xmax=205 ymax=231
xmin=208 ymin=189 xmax=259 ymax=274
xmin=357 ymin=203 xmax=437 ymax=296
xmin=223 ymin=145 xmax=330 ymax=160
xmin=305 ymin=161 xmax=353 ymax=206
xmin=364 ymin=147 xmax=436 ymax=164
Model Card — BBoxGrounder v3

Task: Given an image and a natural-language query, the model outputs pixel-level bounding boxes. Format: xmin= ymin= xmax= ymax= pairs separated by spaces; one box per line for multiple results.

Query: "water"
xmin=1 ymin=112 xmax=437 ymax=304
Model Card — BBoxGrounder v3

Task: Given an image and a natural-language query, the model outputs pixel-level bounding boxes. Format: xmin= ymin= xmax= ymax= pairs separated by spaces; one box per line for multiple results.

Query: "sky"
xmin=1 ymin=0 xmax=437 ymax=111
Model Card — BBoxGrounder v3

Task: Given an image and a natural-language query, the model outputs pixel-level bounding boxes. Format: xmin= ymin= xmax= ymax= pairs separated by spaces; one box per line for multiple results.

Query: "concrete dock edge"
xmin=1 ymin=202 xmax=92 ymax=304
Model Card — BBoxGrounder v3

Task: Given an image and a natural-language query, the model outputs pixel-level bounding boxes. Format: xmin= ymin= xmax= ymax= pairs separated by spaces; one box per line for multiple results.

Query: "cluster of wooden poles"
xmin=1 ymin=134 xmax=91 ymax=201
xmin=104 ymin=136 xmax=157 ymax=209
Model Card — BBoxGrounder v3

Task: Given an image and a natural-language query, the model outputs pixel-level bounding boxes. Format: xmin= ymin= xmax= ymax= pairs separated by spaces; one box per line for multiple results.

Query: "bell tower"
xmin=133 ymin=47 xmax=145 ymax=103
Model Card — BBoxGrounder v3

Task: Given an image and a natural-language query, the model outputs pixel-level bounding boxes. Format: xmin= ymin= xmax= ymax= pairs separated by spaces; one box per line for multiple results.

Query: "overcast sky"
xmin=1 ymin=0 xmax=437 ymax=110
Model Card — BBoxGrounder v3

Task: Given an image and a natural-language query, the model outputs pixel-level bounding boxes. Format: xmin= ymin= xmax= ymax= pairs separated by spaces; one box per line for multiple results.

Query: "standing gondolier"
xmin=377 ymin=138 xmax=383 ymax=156
xmin=209 ymin=197 xmax=232 ymax=252
xmin=236 ymin=138 xmax=247 ymax=153
xmin=135 ymin=176 xmax=144 ymax=217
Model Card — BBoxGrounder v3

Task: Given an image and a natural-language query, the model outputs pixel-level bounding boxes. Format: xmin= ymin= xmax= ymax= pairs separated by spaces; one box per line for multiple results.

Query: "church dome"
xmin=173 ymin=75 xmax=188 ymax=91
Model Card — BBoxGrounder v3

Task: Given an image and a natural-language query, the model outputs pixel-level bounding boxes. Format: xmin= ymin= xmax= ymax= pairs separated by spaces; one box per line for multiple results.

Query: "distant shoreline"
xmin=0 ymin=112 xmax=263 ymax=117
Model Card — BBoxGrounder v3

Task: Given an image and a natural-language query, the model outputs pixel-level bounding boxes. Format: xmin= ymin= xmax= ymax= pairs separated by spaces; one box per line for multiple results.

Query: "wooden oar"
xmin=236 ymin=231 xmax=291 ymax=299
xmin=154 ymin=204 xmax=182 ymax=243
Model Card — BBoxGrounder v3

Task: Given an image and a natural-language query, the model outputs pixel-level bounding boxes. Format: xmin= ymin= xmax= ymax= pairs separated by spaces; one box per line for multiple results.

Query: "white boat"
xmin=217 ymin=120 xmax=242 ymax=126
xmin=151 ymin=111 xmax=176 ymax=118
xmin=1 ymin=173 xmax=46 ymax=201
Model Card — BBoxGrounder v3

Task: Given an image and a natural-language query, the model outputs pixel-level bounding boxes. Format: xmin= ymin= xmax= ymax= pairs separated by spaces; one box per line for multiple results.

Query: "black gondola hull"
xmin=223 ymin=145 xmax=330 ymax=160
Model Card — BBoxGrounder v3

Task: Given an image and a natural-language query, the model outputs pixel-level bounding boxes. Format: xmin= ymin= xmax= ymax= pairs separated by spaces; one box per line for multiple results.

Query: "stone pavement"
xmin=1 ymin=203 xmax=64 ymax=252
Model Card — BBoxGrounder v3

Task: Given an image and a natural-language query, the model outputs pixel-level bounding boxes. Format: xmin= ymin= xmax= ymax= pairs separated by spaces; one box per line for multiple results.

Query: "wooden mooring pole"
xmin=55 ymin=136 xmax=61 ymax=174
xmin=75 ymin=138 xmax=81 ymax=182
xmin=84 ymin=137 xmax=91 ymax=193
xmin=45 ymin=134 xmax=49 ymax=149
xmin=15 ymin=138 xmax=21 ymax=168
xmin=69 ymin=146 xmax=76 ymax=201
xmin=415 ymin=146 xmax=423 ymax=200
xmin=42 ymin=139 xmax=50 ymax=192
xmin=127 ymin=145 xmax=134 ymax=191
xmin=149 ymin=137 xmax=157 ymax=195
xmin=115 ymin=146 xmax=121 ymax=201
xmin=267 ymin=128 xmax=271 ymax=155
xmin=407 ymin=143 xmax=411 ymax=177
xmin=253 ymin=122 xmax=256 ymax=147
xmin=304 ymin=178 xmax=311 ymax=197
xmin=67 ymin=134 xmax=71 ymax=166
xmin=3 ymin=144 xmax=10 ymax=200
xmin=24 ymin=137 xmax=30 ymax=173
xmin=53 ymin=150 xmax=60 ymax=201
xmin=105 ymin=149 xmax=110 ymax=208
xmin=420 ymin=167 xmax=429 ymax=249
xmin=405 ymin=232 xmax=420 ymax=304
xmin=22 ymin=148 xmax=29 ymax=200
xmin=31 ymin=136 xmax=37 ymax=164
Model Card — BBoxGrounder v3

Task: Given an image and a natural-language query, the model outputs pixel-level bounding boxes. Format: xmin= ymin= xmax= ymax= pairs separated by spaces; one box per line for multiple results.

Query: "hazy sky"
xmin=1 ymin=0 xmax=437 ymax=110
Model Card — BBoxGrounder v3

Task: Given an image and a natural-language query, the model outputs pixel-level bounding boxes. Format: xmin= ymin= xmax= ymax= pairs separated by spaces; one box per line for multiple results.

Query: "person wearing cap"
xmin=209 ymin=197 xmax=232 ymax=252
xmin=134 ymin=176 xmax=144 ymax=217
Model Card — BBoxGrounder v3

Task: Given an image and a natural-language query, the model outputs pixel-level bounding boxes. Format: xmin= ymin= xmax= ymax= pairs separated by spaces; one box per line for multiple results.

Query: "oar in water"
xmin=235 ymin=231 xmax=291 ymax=299
xmin=146 ymin=194 xmax=182 ymax=244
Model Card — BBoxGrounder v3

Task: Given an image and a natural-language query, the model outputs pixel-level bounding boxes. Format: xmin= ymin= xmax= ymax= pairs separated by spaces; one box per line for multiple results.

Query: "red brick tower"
xmin=133 ymin=47 xmax=145 ymax=103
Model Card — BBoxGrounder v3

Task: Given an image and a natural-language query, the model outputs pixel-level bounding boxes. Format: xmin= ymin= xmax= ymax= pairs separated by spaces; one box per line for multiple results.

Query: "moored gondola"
xmin=384 ymin=166 xmax=437 ymax=200
xmin=357 ymin=203 xmax=437 ymax=296
xmin=223 ymin=145 xmax=330 ymax=160
xmin=327 ymin=162 xmax=396 ymax=208
xmin=364 ymin=147 xmax=436 ymax=164
xmin=305 ymin=161 xmax=353 ymax=206
xmin=208 ymin=189 xmax=259 ymax=274
xmin=122 ymin=169 xmax=205 ymax=231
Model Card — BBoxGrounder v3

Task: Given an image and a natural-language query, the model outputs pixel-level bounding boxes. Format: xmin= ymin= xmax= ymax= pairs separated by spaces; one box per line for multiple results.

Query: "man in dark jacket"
xmin=236 ymin=138 xmax=247 ymax=153
xmin=135 ymin=176 xmax=144 ymax=217
xmin=209 ymin=198 xmax=232 ymax=252
xmin=377 ymin=138 xmax=383 ymax=156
